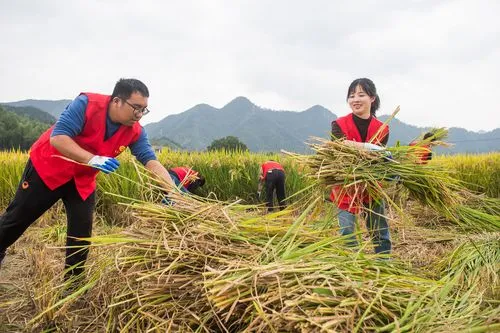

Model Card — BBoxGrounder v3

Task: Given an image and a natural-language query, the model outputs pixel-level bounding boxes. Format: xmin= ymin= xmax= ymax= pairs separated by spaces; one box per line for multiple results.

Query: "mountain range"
xmin=1 ymin=104 xmax=56 ymax=124
xmin=144 ymin=97 xmax=335 ymax=152
xmin=2 ymin=97 xmax=499 ymax=154
xmin=2 ymin=99 xmax=71 ymax=118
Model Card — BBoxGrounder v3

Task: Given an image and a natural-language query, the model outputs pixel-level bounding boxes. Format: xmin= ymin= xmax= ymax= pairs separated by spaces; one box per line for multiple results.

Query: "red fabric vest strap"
xmin=29 ymin=93 xmax=143 ymax=200
xmin=261 ymin=161 xmax=284 ymax=180
xmin=330 ymin=114 xmax=389 ymax=213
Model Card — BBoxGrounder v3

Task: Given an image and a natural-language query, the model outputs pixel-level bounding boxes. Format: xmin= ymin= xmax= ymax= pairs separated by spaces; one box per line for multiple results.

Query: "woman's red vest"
xmin=260 ymin=161 xmax=285 ymax=180
xmin=330 ymin=114 xmax=389 ymax=213
xmin=29 ymin=93 xmax=142 ymax=200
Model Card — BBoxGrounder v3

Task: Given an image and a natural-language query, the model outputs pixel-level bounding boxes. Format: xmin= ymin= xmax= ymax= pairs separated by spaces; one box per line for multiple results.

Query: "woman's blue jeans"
xmin=337 ymin=201 xmax=391 ymax=254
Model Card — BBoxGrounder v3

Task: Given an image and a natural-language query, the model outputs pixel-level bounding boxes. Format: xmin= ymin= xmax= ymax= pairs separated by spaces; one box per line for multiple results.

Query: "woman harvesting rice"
xmin=330 ymin=78 xmax=391 ymax=254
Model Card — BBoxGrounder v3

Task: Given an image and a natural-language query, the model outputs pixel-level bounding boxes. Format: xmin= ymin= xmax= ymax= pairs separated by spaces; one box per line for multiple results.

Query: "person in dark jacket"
xmin=258 ymin=160 xmax=286 ymax=212
xmin=168 ymin=167 xmax=205 ymax=194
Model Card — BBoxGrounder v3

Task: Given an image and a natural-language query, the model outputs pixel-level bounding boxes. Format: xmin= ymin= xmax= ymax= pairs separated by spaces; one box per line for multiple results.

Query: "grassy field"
xmin=0 ymin=149 xmax=498 ymax=332
xmin=432 ymin=152 xmax=500 ymax=197
xmin=1 ymin=149 xmax=498 ymax=208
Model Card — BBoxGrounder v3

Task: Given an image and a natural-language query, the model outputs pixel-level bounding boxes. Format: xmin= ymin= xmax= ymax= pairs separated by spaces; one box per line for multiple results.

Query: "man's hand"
xmin=87 ymin=156 xmax=120 ymax=174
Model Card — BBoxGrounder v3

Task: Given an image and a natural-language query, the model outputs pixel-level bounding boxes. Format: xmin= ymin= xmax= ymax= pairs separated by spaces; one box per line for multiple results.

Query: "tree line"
xmin=0 ymin=105 xmax=250 ymax=153
xmin=0 ymin=106 xmax=52 ymax=150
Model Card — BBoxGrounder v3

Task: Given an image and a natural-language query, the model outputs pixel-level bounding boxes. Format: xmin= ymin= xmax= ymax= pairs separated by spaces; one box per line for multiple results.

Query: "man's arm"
xmin=257 ymin=166 xmax=265 ymax=196
xmin=50 ymin=95 xmax=94 ymax=163
xmin=258 ymin=179 xmax=264 ymax=193
xmin=145 ymin=160 xmax=175 ymax=188
xmin=50 ymin=135 xmax=94 ymax=163
xmin=129 ymin=130 xmax=174 ymax=188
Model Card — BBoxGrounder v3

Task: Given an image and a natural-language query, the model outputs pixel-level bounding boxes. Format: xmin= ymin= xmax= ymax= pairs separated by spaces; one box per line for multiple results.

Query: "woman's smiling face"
xmin=347 ymin=84 xmax=375 ymax=119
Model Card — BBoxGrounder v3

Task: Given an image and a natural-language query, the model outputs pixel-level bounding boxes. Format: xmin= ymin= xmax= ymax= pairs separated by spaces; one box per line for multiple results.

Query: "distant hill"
xmin=1 ymin=99 xmax=72 ymax=118
xmin=1 ymin=105 xmax=56 ymax=124
xmin=378 ymin=116 xmax=500 ymax=154
xmin=145 ymin=97 xmax=335 ymax=152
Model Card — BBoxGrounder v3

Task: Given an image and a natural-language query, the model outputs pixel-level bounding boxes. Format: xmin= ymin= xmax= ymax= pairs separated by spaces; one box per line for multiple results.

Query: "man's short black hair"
xmin=111 ymin=78 xmax=149 ymax=99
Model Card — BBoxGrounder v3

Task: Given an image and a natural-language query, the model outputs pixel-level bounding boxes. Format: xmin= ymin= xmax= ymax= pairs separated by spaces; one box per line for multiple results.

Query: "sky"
xmin=0 ymin=0 xmax=499 ymax=132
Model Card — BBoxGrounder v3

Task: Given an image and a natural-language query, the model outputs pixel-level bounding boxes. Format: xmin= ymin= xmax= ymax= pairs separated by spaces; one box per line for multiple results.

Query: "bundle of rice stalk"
xmin=29 ymin=189 xmax=500 ymax=332
xmin=409 ymin=127 xmax=450 ymax=147
xmin=437 ymin=232 xmax=500 ymax=298
xmin=29 ymin=192 xmax=321 ymax=331
xmin=202 ymin=256 xmax=500 ymax=332
xmin=285 ymin=137 xmax=500 ymax=232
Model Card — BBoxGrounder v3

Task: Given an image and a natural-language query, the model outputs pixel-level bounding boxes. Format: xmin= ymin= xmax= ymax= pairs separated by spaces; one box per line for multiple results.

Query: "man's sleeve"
xmin=129 ymin=128 xmax=157 ymax=165
xmin=51 ymin=95 xmax=88 ymax=137
xmin=331 ymin=121 xmax=345 ymax=140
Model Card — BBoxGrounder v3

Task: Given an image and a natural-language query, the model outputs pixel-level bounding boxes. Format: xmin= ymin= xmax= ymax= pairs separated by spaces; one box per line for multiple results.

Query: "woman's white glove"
xmin=363 ymin=142 xmax=385 ymax=151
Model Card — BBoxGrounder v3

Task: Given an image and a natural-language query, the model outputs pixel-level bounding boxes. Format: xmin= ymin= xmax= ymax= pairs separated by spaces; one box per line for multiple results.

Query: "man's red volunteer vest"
xmin=29 ymin=93 xmax=142 ymax=200
xmin=409 ymin=142 xmax=431 ymax=164
xmin=171 ymin=167 xmax=199 ymax=187
xmin=330 ymin=114 xmax=389 ymax=213
xmin=261 ymin=161 xmax=285 ymax=180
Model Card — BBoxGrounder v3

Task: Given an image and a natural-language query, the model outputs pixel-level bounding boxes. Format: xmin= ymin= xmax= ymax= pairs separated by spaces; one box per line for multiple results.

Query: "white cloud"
xmin=0 ymin=0 xmax=498 ymax=131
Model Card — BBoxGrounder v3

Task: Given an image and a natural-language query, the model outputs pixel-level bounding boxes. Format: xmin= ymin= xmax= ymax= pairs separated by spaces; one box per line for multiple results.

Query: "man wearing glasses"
xmin=0 ymin=78 xmax=175 ymax=281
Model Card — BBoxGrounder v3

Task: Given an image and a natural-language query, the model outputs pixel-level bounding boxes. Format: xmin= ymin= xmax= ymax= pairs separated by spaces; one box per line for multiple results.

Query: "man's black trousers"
xmin=264 ymin=169 xmax=286 ymax=211
xmin=0 ymin=159 xmax=94 ymax=278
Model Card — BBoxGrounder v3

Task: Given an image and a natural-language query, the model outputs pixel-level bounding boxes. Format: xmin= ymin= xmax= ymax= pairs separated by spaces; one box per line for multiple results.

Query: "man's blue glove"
xmin=87 ymin=156 xmax=120 ymax=174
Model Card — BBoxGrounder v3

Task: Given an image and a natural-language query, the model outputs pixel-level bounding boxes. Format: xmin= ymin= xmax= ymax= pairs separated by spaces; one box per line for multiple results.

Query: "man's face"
xmin=116 ymin=92 xmax=149 ymax=126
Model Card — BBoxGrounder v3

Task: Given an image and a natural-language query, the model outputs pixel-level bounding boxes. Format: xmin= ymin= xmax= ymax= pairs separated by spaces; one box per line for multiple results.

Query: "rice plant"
xmin=433 ymin=152 xmax=500 ymax=198
xmin=285 ymin=138 xmax=500 ymax=232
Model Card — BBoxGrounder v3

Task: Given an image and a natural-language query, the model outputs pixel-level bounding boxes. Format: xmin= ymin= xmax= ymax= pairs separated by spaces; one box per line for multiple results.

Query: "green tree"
xmin=0 ymin=106 xmax=51 ymax=150
xmin=207 ymin=136 xmax=249 ymax=152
